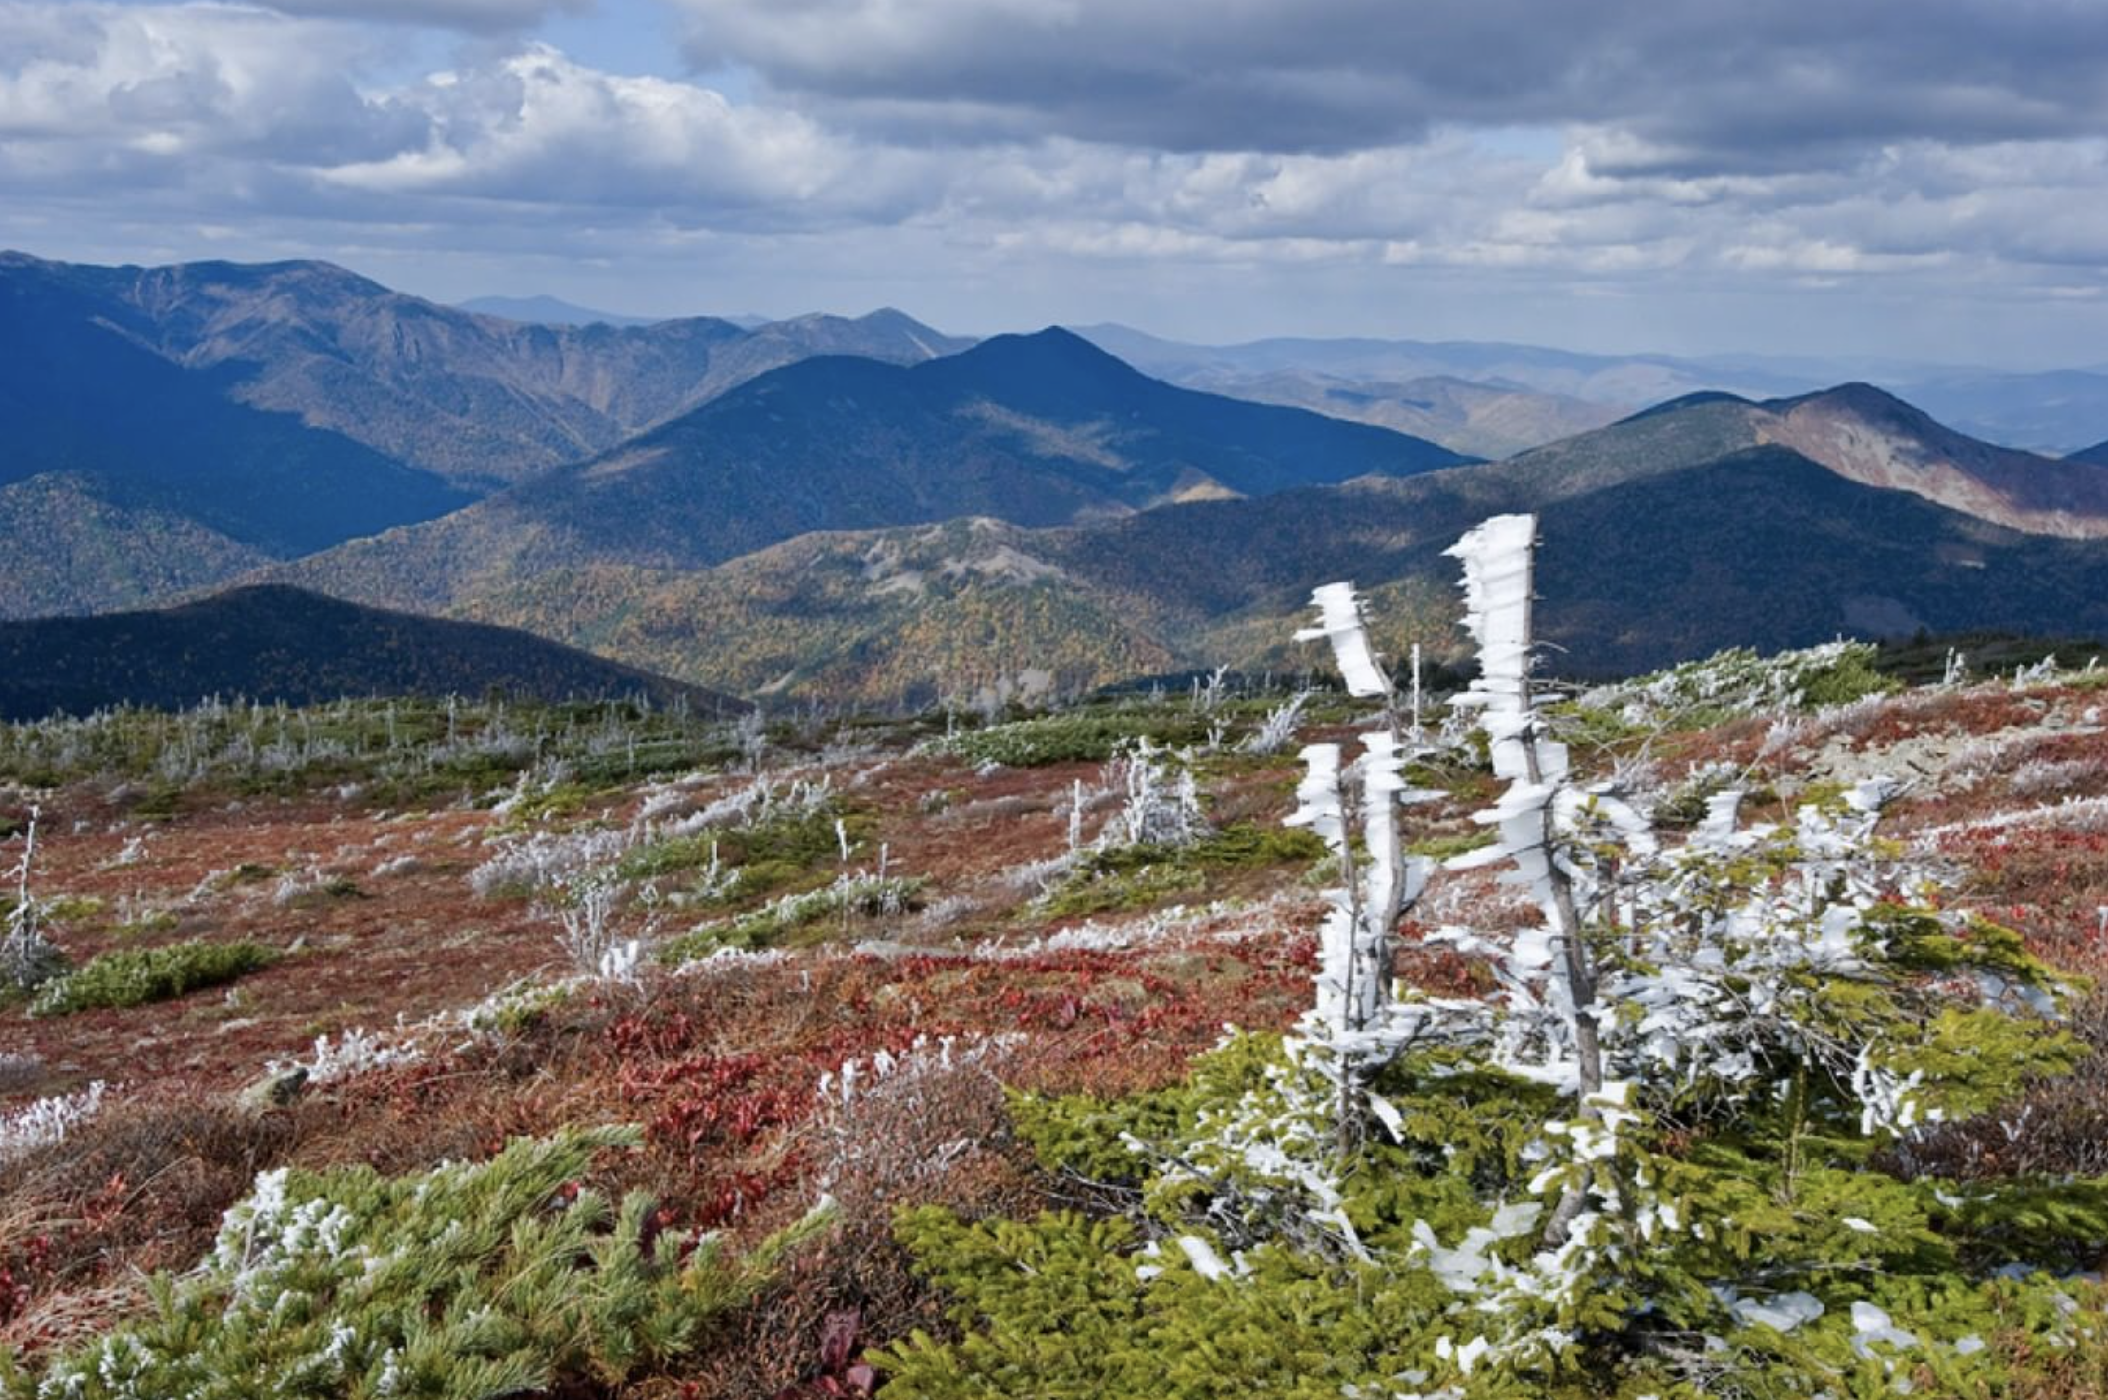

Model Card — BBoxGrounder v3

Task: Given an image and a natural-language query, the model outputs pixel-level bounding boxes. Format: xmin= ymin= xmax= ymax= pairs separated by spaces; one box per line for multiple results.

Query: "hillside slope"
xmin=0 ymin=267 xmax=473 ymax=559
xmin=0 ymin=252 xmax=971 ymax=489
xmin=0 ymin=476 xmax=269 ymax=620
xmin=0 ymin=586 xmax=742 ymax=720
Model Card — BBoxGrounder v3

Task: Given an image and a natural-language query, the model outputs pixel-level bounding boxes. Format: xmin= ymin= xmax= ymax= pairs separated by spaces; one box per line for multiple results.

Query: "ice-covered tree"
xmin=1 ymin=806 xmax=64 ymax=994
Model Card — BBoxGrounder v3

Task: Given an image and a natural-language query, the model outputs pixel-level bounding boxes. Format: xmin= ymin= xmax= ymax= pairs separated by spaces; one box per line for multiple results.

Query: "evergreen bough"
xmin=0 ymin=1125 xmax=831 ymax=1399
xmin=30 ymin=939 xmax=276 ymax=1016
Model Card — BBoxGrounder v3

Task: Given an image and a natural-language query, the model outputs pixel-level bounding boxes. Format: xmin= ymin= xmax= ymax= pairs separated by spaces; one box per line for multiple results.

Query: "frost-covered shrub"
xmin=0 ymin=1080 xmax=105 ymax=1168
xmin=933 ymin=709 xmax=1212 ymax=768
xmin=270 ymin=1026 xmax=424 ymax=1087
xmin=538 ymin=870 xmax=653 ymax=982
xmin=659 ymin=873 xmax=924 ymax=965
xmin=812 ymin=1033 xmax=1023 ymax=1194
xmin=680 ymin=773 xmax=834 ymax=832
xmin=451 ymin=980 xmax=575 ymax=1038
xmin=885 ymin=516 xmax=2108 ymax=1400
xmin=1 ymin=807 xmax=64 ymax=995
xmin=469 ymin=825 xmax=630 ymax=899
xmin=1242 ymin=691 xmax=1312 ymax=755
xmin=270 ymin=863 xmax=359 ymax=907
xmin=1102 ymin=738 xmax=1208 ymax=849
xmin=2006 ymin=755 xmax=2107 ymax=798
xmin=1645 ymin=758 xmax=1745 ymax=827
xmin=31 ymin=940 xmax=275 ymax=1016
xmin=1580 ymin=639 xmax=1893 ymax=726
xmin=0 ymin=1126 xmax=832 ymax=1400
xmin=1032 ymin=825 xmax=1326 ymax=921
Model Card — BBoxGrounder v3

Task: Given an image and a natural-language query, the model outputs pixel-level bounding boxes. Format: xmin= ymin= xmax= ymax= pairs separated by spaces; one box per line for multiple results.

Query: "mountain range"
xmin=0 ymin=251 xmax=971 ymax=614
xmin=0 ymin=253 xmax=969 ymax=489
xmin=269 ymin=327 xmax=1471 ymax=613
xmin=406 ymin=385 xmax=2108 ymax=703
xmin=1077 ymin=324 xmax=2108 ymax=458
xmin=11 ymin=250 xmax=2108 ymax=715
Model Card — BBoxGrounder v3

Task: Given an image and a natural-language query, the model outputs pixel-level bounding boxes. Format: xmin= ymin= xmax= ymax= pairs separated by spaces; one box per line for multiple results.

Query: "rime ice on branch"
xmin=1285 ymin=581 xmax=1437 ymax=1153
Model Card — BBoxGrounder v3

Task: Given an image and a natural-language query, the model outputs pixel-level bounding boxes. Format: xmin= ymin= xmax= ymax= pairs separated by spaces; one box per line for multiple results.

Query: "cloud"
xmin=667 ymin=0 xmax=2108 ymax=167
xmin=0 ymin=4 xmax=426 ymax=162
xmin=0 ymin=7 xmax=927 ymax=230
xmin=261 ymin=0 xmax=587 ymax=34
xmin=0 ymin=0 xmax=2105 ymax=367
xmin=318 ymin=45 xmax=933 ymax=229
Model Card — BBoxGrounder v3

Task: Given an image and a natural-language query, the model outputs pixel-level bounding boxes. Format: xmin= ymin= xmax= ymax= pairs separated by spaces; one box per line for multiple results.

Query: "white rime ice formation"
xmin=1283 ymin=581 xmax=1442 ymax=1089
xmin=1145 ymin=512 xmax=2019 ymax=1390
xmin=1294 ymin=582 xmax=1392 ymax=698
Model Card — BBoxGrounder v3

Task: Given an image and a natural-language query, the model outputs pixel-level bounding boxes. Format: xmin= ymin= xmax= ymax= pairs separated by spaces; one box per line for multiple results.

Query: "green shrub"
xmin=618 ymin=805 xmax=864 ymax=902
xmin=0 ymin=1125 xmax=831 ymax=1399
xmin=1403 ymin=828 xmax=1497 ymax=860
xmin=937 ymin=709 xmax=1212 ymax=768
xmin=885 ymin=1032 xmax=2108 ymax=1399
xmin=1798 ymin=646 xmax=1896 ymax=707
xmin=1033 ymin=825 xmax=1327 ymax=918
xmin=30 ymin=939 xmax=276 ymax=1016
xmin=660 ymin=874 xmax=924 ymax=964
xmin=1034 ymin=862 xmax=1207 ymax=918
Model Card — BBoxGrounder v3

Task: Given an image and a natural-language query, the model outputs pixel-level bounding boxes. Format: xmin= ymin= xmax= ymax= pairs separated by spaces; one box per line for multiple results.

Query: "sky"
xmin=2 ymin=0 xmax=2107 ymax=367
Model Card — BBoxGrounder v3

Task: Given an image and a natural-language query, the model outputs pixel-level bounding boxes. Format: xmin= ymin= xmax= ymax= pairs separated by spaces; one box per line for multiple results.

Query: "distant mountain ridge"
xmin=344 ymin=383 xmax=2108 ymax=703
xmin=0 ymin=261 xmax=476 ymax=615
xmin=455 ymin=294 xmax=660 ymax=327
xmin=0 ymin=586 xmax=740 ymax=722
xmin=10 ymin=248 xmax=2108 ymax=707
xmin=0 ymin=251 xmax=979 ymax=620
xmin=274 ymin=326 xmax=1474 ymax=612
xmin=0 ymin=251 xmax=972 ymax=490
xmin=1144 ymin=368 xmax=1622 ymax=459
xmin=1078 ymin=323 xmax=2108 ymax=456
xmin=1074 ymin=323 xmax=1825 ymax=410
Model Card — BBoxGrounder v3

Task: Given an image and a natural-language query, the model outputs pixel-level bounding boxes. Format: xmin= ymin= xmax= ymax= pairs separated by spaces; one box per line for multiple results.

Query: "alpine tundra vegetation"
xmin=2 ymin=517 xmax=2108 ymax=1398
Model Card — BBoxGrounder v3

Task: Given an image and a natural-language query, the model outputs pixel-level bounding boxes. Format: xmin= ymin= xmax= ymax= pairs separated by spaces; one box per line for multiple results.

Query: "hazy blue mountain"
xmin=1072 ymin=323 xmax=1826 ymax=408
xmin=454 ymin=294 xmax=661 ymax=326
xmin=1904 ymin=370 xmax=2108 ymax=455
xmin=0 ymin=265 xmax=474 ymax=558
xmin=0 ymin=252 xmax=972 ymax=490
xmin=2071 ymin=440 xmax=2108 ymax=466
xmin=1145 ymin=368 xmax=1621 ymax=458
xmin=1077 ymin=323 xmax=2108 ymax=457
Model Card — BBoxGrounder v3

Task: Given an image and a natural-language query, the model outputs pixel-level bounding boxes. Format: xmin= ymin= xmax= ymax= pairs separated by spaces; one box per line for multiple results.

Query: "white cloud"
xmin=319 ymin=44 xmax=929 ymax=227
xmin=0 ymin=4 xmax=422 ymax=160
xmin=0 ymin=1 xmax=2106 ymax=365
